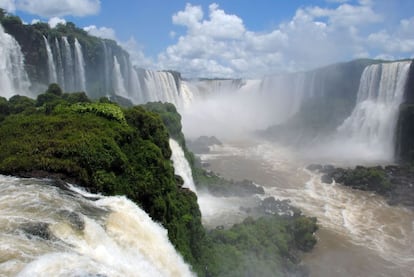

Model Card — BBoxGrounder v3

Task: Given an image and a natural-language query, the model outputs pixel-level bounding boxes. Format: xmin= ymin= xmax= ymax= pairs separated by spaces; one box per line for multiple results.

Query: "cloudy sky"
xmin=1 ymin=0 xmax=414 ymax=78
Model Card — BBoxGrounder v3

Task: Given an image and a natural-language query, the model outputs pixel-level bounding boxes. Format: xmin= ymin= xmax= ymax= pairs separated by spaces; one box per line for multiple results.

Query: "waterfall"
xmin=54 ymin=38 xmax=65 ymax=89
xmin=337 ymin=61 xmax=411 ymax=160
xmin=43 ymin=36 xmax=57 ymax=84
xmin=102 ymin=41 xmax=112 ymax=94
xmin=144 ymin=70 xmax=181 ymax=106
xmin=0 ymin=24 xmax=31 ymax=98
xmin=169 ymin=139 xmax=197 ymax=193
xmin=259 ymin=73 xmax=310 ymax=124
xmin=74 ymin=38 xmax=86 ymax=92
xmin=112 ymin=56 xmax=128 ymax=97
xmin=62 ymin=37 xmax=74 ymax=92
xmin=0 ymin=175 xmax=194 ymax=277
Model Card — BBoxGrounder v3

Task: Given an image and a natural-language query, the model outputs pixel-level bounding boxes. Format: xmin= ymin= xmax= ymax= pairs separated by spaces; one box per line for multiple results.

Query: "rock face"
xmin=307 ymin=164 xmax=414 ymax=207
xmin=187 ymin=135 xmax=223 ymax=154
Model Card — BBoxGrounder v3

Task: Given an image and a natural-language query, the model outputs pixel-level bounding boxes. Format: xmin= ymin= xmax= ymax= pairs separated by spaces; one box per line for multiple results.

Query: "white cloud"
xmin=48 ymin=17 xmax=66 ymax=28
xmin=0 ymin=0 xmax=15 ymax=12
xmin=0 ymin=0 xmax=100 ymax=17
xmin=120 ymin=37 xmax=154 ymax=69
xmin=158 ymin=1 xmax=414 ymax=78
xmin=84 ymin=25 xmax=116 ymax=40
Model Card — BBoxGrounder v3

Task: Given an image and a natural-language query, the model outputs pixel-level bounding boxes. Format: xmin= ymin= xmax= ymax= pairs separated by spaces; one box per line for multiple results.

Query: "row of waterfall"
xmin=41 ymin=36 xmax=192 ymax=108
xmin=1 ymin=21 xmax=413 ymax=160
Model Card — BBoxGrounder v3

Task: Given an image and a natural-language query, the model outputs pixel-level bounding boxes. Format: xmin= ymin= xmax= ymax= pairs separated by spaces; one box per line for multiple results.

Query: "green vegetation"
xmin=328 ymin=166 xmax=393 ymax=194
xmin=0 ymin=85 xmax=318 ymax=276
xmin=0 ymin=84 xmax=203 ymax=268
xmin=200 ymin=215 xmax=317 ymax=277
xmin=0 ymin=9 xmax=128 ymax=97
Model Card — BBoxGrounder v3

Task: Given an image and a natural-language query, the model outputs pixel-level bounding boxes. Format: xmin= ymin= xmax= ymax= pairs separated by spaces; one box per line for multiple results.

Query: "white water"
xmin=62 ymin=37 xmax=74 ymax=92
xmin=74 ymin=38 xmax=87 ymax=92
xmin=169 ymin=139 xmax=197 ymax=193
xmin=144 ymin=71 xmax=181 ymax=106
xmin=0 ymin=24 xmax=31 ymax=98
xmin=337 ymin=61 xmax=411 ymax=161
xmin=0 ymin=175 xmax=194 ymax=277
xmin=112 ymin=56 xmax=128 ymax=97
xmin=54 ymin=38 xmax=65 ymax=88
xmin=200 ymin=140 xmax=414 ymax=277
xmin=43 ymin=36 xmax=57 ymax=84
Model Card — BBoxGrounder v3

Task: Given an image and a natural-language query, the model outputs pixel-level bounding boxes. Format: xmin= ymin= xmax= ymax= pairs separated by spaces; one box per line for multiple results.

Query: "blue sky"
xmin=1 ymin=0 xmax=414 ymax=78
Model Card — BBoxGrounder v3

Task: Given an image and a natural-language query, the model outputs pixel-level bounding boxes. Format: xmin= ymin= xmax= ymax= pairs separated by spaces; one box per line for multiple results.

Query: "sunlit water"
xmin=0 ymin=175 xmax=194 ymax=277
xmin=200 ymin=140 xmax=414 ymax=277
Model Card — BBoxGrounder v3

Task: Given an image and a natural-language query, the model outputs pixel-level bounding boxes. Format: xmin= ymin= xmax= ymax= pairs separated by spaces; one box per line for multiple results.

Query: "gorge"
xmin=1 ymin=10 xmax=414 ymax=277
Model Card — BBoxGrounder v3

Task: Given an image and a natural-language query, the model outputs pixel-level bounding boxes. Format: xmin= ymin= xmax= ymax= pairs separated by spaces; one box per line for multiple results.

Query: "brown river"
xmin=197 ymin=140 xmax=414 ymax=277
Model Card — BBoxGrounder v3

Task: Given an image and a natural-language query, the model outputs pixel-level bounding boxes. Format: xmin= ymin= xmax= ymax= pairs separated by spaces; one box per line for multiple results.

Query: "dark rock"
xmin=21 ymin=222 xmax=54 ymax=240
xmin=59 ymin=210 xmax=85 ymax=230
xmin=187 ymin=136 xmax=223 ymax=154
xmin=321 ymin=174 xmax=333 ymax=184
xmin=306 ymin=164 xmax=323 ymax=172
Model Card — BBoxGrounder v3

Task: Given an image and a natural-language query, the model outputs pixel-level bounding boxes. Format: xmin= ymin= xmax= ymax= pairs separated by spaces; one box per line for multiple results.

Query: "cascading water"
xmin=54 ymin=37 xmax=65 ymax=88
xmin=259 ymin=72 xmax=310 ymax=124
xmin=0 ymin=24 xmax=31 ymax=98
xmin=112 ymin=56 xmax=128 ymax=97
xmin=144 ymin=71 xmax=181 ymax=106
xmin=0 ymin=175 xmax=194 ymax=277
xmin=169 ymin=139 xmax=197 ymax=193
xmin=337 ymin=61 xmax=411 ymax=161
xmin=102 ymin=41 xmax=112 ymax=94
xmin=43 ymin=36 xmax=57 ymax=84
xmin=74 ymin=38 xmax=87 ymax=92
xmin=62 ymin=37 xmax=75 ymax=92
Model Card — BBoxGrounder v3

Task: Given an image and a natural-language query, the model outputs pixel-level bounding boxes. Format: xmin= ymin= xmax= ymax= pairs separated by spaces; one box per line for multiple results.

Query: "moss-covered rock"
xmin=0 ymin=89 xmax=204 ymax=269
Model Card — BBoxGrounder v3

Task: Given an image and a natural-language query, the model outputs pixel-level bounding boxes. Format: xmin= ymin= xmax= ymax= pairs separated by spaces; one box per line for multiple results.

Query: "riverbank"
xmin=307 ymin=164 xmax=414 ymax=207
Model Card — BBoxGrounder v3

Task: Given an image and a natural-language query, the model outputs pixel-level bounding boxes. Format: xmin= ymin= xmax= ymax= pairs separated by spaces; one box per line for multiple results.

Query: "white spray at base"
xmin=0 ymin=24 xmax=31 ymax=99
xmin=0 ymin=175 xmax=194 ymax=277
xmin=336 ymin=61 xmax=411 ymax=161
xmin=169 ymin=139 xmax=197 ymax=193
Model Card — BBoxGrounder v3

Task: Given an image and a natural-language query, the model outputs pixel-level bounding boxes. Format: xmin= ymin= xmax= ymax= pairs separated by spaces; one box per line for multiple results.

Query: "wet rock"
xmin=59 ymin=210 xmax=85 ymax=230
xmin=321 ymin=174 xmax=333 ymax=184
xmin=306 ymin=164 xmax=323 ymax=172
xmin=255 ymin=197 xmax=297 ymax=216
xmin=21 ymin=222 xmax=54 ymax=240
xmin=187 ymin=136 xmax=222 ymax=153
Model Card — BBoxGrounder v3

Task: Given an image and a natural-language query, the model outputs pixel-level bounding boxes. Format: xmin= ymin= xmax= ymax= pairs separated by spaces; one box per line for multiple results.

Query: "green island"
xmin=0 ymin=84 xmax=317 ymax=276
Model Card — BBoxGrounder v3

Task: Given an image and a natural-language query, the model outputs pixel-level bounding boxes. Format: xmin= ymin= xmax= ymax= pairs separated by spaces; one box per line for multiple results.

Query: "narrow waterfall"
xmin=169 ymin=139 xmax=197 ymax=193
xmin=0 ymin=25 xmax=31 ymax=98
xmin=43 ymin=36 xmax=57 ymax=84
xmin=0 ymin=175 xmax=194 ymax=277
xmin=62 ymin=37 xmax=74 ymax=92
xmin=337 ymin=61 xmax=411 ymax=160
xmin=74 ymin=38 xmax=86 ymax=92
xmin=112 ymin=56 xmax=128 ymax=97
xmin=54 ymin=37 xmax=65 ymax=88
xmin=102 ymin=41 xmax=112 ymax=94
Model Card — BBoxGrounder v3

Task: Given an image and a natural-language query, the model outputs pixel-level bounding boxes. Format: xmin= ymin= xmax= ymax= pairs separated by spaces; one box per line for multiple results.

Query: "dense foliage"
xmin=201 ymin=215 xmax=317 ymax=277
xmin=0 ymin=85 xmax=204 ymax=268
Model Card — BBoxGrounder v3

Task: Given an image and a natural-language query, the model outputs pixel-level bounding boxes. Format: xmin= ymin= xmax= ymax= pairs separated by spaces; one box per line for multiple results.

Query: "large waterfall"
xmin=0 ymin=25 xmax=31 ymax=99
xmin=0 ymin=175 xmax=194 ymax=277
xmin=169 ymin=139 xmax=197 ymax=193
xmin=337 ymin=61 xmax=411 ymax=161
